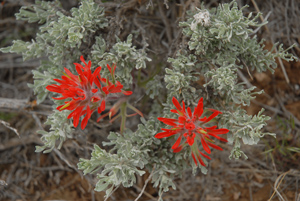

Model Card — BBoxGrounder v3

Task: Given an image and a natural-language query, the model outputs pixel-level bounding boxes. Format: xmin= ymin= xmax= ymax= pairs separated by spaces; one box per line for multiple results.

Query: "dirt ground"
xmin=0 ymin=0 xmax=300 ymax=201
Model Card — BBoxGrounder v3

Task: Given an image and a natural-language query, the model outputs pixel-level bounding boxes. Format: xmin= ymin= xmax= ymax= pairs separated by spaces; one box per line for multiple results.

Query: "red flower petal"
xmin=187 ymin=107 xmax=192 ymax=118
xmin=172 ymin=135 xmax=182 ymax=150
xmin=201 ymin=137 xmax=211 ymax=154
xmin=68 ymin=106 xmax=82 ymax=119
xmin=64 ymin=67 xmax=77 ymax=80
xmin=112 ymin=64 xmax=116 ymax=75
xmin=207 ymin=128 xmax=229 ymax=135
xmin=107 ymin=64 xmax=112 ymax=74
xmin=75 ymin=63 xmax=84 ymax=75
xmin=73 ymin=115 xmax=80 ymax=128
xmin=170 ymin=109 xmax=178 ymax=114
xmin=90 ymin=66 xmax=102 ymax=85
xmin=94 ymin=77 xmax=102 ymax=89
xmin=203 ymin=109 xmax=222 ymax=123
xmin=199 ymin=116 xmax=207 ymax=121
xmin=199 ymin=150 xmax=211 ymax=160
xmin=155 ymin=97 xmax=229 ymax=168
xmin=193 ymin=97 xmax=203 ymax=118
xmin=52 ymin=78 xmax=65 ymax=85
xmin=191 ymin=152 xmax=198 ymax=166
xmin=46 ymin=56 xmax=132 ymax=130
xmin=207 ymin=141 xmax=223 ymax=151
xmin=208 ymin=133 xmax=228 ymax=142
xmin=172 ymin=97 xmax=182 ymax=111
xmin=157 ymin=117 xmax=178 ymax=126
xmin=108 ymin=84 xmax=123 ymax=93
xmin=46 ymin=85 xmax=62 ymax=93
xmin=80 ymin=55 xmax=86 ymax=65
xmin=173 ymin=145 xmax=183 ymax=153
xmin=196 ymin=153 xmax=206 ymax=166
xmin=81 ymin=106 xmax=91 ymax=129
xmin=155 ymin=130 xmax=177 ymax=138
xmin=122 ymin=90 xmax=132 ymax=95
xmin=205 ymin=125 xmax=217 ymax=130
xmin=178 ymin=116 xmax=186 ymax=124
xmin=70 ymin=106 xmax=84 ymax=128
xmin=186 ymin=133 xmax=195 ymax=146
xmin=87 ymin=60 xmax=92 ymax=69
xmin=182 ymin=100 xmax=186 ymax=113
xmin=100 ymin=101 xmax=106 ymax=112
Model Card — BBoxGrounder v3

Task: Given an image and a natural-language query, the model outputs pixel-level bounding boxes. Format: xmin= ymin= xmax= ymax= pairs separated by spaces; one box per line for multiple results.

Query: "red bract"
xmin=46 ymin=56 xmax=132 ymax=129
xmin=155 ymin=97 xmax=229 ymax=167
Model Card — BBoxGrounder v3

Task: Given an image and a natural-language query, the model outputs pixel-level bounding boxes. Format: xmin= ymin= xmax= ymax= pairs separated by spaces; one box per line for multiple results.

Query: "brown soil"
xmin=0 ymin=0 xmax=300 ymax=201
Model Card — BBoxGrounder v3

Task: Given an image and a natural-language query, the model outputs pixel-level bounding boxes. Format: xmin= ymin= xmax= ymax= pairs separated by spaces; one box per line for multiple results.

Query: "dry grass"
xmin=0 ymin=0 xmax=300 ymax=200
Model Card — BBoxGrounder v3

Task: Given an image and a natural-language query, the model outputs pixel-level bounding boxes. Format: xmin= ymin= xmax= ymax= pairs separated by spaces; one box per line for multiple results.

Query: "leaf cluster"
xmin=1 ymin=0 xmax=298 ymax=199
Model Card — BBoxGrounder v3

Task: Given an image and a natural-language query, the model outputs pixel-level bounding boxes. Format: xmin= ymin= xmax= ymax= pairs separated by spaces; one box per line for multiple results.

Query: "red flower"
xmin=46 ymin=56 xmax=132 ymax=129
xmin=155 ymin=97 xmax=229 ymax=166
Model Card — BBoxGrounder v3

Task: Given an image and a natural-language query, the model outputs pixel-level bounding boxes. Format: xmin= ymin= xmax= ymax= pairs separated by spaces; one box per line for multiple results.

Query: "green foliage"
xmin=79 ymin=117 xmax=181 ymax=195
xmin=222 ymin=108 xmax=275 ymax=159
xmin=0 ymin=0 xmax=109 ymax=105
xmin=35 ymin=110 xmax=74 ymax=153
xmin=204 ymin=64 xmax=264 ymax=106
xmin=78 ymin=144 xmax=145 ymax=197
xmin=165 ymin=51 xmax=201 ymax=103
xmin=1 ymin=0 xmax=298 ymax=199
xmin=2 ymin=0 xmax=107 ymax=61
xmin=0 ymin=40 xmax=44 ymax=61
xmin=167 ymin=1 xmax=295 ymax=161
xmin=180 ymin=1 xmax=296 ymax=73
xmin=15 ymin=0 xmax=62 ymax=24
xmin=28 ymin=61 xmax=60 ymax=104
xmin=145 ymin=75 xmax=164 ymax=99
xmin=91 ymin=35 xmax=152 ymax=87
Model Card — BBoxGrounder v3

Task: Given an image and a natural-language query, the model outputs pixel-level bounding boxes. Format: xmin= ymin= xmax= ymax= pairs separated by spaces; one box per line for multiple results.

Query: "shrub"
xmin=1 ymin=0 xmax=296 ymax=199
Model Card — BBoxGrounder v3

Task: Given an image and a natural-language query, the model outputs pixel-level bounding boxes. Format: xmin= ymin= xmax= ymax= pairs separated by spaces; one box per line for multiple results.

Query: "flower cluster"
xmin=46 ymin=56 xmax=132 ymax=129
xmin=155 ymin=97 xmax=229 ymax=166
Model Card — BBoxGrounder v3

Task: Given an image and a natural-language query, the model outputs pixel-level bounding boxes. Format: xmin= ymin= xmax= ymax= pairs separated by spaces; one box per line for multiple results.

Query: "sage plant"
xmin=1 ymin=0 xmax=297 ymax=199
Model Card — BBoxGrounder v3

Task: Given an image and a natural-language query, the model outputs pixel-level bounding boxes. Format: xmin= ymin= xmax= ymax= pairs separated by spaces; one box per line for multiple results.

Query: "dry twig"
xmin=134 ymin=167 xmax=156 ymax=201
xmin=157 ymin=0 xmax=173 ymax=45
xmin=0 ymin=119 xmax=20 ymax=137
xmin=251 ymin=0 xmax=290 ymax=84
xmin=0 ymin=97 xmax=28 ymax=110
xmin=268 ymin=169 xmax=292 ymax=201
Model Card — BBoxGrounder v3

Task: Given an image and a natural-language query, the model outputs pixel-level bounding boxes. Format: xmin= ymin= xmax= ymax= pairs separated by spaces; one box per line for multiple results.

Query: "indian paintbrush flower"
xmin=155 ymin=97 xmax=229 ymax=166
xmin=46 ymin=56 xmax=132 ymax=129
